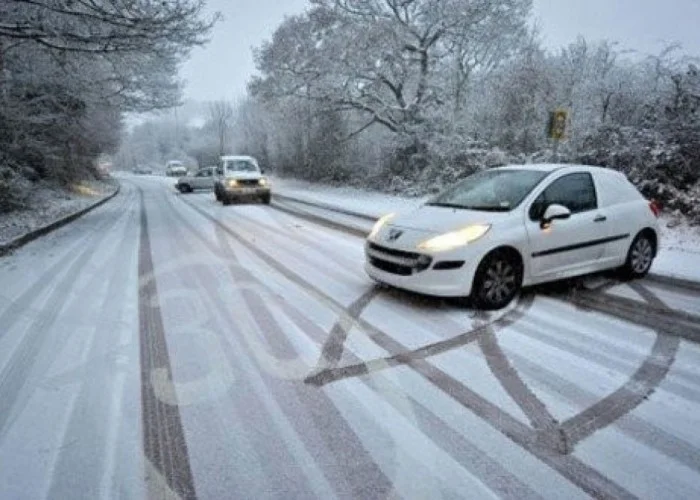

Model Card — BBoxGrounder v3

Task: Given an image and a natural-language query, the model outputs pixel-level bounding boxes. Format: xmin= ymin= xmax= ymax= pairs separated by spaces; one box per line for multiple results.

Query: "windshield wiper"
xmin=427 ymin=202 xmax=510 ymax=212
xmin=425 ymin=202 xmax=470 ymax=209
xmin=461 ymin=205 xmax=511 ymax=212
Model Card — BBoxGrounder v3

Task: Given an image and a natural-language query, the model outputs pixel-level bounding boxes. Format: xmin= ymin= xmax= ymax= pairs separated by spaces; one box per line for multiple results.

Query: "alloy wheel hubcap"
xmin=483 ymin=260 xmax=517 ymax=304
xmin=631 ymin=238 xmax=653 ymax=273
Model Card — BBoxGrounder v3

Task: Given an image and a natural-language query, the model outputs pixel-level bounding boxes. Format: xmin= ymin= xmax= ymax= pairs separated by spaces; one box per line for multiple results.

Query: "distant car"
xmin=176 ymin=167 xmax=215 ymax=193
xmin=214 ymin=156 xmax=271 ymax=205
xmin=166 ymin=161 xmax=187 ymax=177
xmin=365 ymin=164 xmax=661 ymax=310
xmin=132 ymin=166 xmax=152 ymax=175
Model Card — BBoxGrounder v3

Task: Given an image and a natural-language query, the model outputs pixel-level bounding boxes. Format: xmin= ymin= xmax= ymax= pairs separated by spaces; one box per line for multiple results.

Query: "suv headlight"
xmin=417 ymin=225 xmax=490 ymax=252
xmin=258 ymin=178 xmax=268 ymax=187
xmin=368 ymin=213 xmax=396 ymax=239
xmin=227 ymin=179 xmax=239 ymax=188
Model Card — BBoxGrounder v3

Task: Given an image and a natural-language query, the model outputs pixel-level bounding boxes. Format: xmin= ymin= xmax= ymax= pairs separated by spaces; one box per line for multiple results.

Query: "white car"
xmin=166 ymin=161 xmax=188 ymax=177
xmin=365 ymin=164 xmax=661 ymax=309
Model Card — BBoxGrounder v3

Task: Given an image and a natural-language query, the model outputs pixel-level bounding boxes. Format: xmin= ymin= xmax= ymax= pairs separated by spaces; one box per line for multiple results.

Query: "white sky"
xmin=180 ymin=0 xmax=700 ymax=102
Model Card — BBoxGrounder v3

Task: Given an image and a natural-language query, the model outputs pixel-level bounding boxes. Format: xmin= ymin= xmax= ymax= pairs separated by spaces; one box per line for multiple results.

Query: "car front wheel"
xmin=472 ymin=250 xmax=522 ymax=310
xmin=621 ymin=232 xmax=655 ymax=279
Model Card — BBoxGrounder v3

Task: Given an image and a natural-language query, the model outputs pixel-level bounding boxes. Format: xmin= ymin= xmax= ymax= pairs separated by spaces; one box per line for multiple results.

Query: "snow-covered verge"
xmin=266 ymin=127 xmax=700 ymax=226
xmin=0 ymin=177 xmax=118 ymax=247
xmin=271 ymin=176 xmax=426 ymax=217
xmin=272 ymin=177 xmax=700 ymax=283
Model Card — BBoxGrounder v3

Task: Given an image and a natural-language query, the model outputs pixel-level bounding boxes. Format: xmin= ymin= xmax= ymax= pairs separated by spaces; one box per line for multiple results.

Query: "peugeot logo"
xmin=387 ymin=229 xmax=403 ymax=242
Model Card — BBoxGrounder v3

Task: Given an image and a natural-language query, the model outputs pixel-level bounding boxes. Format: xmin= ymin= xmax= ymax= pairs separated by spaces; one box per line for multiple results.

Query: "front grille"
xmin=237 ymin=179 xmax=261 ymax=187
xmin=366 ymin=242 xmax=431 ymax=275
xmin=367 ymin=242 xmax=420 ymax=260
xmin=369 ymin=257 xmax=412 ymax=276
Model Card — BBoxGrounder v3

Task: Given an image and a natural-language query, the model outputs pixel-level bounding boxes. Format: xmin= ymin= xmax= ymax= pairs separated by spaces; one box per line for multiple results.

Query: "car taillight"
xmin=649 ymin=199 xmax=661 ymax=217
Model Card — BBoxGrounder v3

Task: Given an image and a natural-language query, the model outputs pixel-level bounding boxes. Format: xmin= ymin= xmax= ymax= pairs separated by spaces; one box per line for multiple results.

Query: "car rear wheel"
xmin=472 ymin=250 xmax=522 ymax=310
xmin=621 ymin=232 xmax=654 ymax=279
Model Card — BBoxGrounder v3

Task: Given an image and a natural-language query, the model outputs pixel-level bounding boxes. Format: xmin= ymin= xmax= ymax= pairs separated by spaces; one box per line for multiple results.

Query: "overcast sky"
xmin=180 ymin=0 xmax=700 ymax=102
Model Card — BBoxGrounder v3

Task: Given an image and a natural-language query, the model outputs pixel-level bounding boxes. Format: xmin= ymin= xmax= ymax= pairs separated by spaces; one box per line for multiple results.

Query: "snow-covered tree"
xmin=252 ymin=0 xmax=532 ymax=140
xmin=0 ymin=0 xmax=216 ymax=204
xmin=209 ymin=101 xmax=234 ymax=157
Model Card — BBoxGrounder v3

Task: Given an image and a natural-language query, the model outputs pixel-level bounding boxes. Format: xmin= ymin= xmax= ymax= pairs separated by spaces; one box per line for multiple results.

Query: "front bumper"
xmin=222 ymin=186 xmax=270 ymax=197
xmin=364 ymin=241 xmax=480 ymax=297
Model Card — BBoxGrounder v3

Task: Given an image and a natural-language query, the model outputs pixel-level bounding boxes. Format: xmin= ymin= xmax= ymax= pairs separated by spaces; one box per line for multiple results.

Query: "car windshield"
xmin=427 ymin=169 xmax=549 ymax=211
xmin=225 ymin=160 xmax=258 ymax=174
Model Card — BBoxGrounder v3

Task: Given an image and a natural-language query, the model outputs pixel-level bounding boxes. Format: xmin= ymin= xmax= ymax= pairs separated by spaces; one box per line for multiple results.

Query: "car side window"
xmin=216 ymin=166 xmax=223 ymax=176
xmin=529 ymin=173 xmax=597 ymax=220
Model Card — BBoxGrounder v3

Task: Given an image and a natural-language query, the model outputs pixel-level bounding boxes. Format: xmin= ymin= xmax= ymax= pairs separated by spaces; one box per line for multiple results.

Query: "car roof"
xmin=493 ymin=163 xmax=620 ymax=176
xmin=221 ymin=155 xmax=256 ymax=161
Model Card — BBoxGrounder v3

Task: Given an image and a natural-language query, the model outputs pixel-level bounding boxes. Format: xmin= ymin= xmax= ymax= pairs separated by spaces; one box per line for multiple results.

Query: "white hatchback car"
xmin=365 ymin=164 xmax=661 ymax=309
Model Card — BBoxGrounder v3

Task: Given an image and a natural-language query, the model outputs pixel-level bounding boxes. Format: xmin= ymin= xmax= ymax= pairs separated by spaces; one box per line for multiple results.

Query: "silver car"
xmin=214 ymin=156 xmax=271 ymax=205
xmin=176 ymin=167 xmax=216 ymax=193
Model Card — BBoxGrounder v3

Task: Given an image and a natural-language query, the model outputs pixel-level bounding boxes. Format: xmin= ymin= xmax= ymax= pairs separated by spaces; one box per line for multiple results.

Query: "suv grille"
xmin=366 ymin=242 xmax=431 ymax=275
xmin=237 ymin=179 xmax=260 ymax=187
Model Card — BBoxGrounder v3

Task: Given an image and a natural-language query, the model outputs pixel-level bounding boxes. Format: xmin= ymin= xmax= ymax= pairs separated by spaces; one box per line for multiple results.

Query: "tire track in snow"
xmin=0 ymin=187 xmax=133 ymax=342
xmin=162 ymin=190 xmax=391 ymax=499
xmin=44 ymin=184 xmax=140 ymax=499
xmin=178 ymin=192 xmax=635 ymax=499
xmin=0 ymin=187 xmax=133 ymax=442
xmin=137 ymin=187 xmax=197 ymax=500
xmin=559 ymin=280 xmax=681 ymax=451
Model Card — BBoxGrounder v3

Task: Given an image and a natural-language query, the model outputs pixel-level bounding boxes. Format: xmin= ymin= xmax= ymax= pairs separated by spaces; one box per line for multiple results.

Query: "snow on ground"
xmin=0 ymin=178 xmax=118 ymax=247
xmin=653 ymin=216 xmax=700 ymax=281
xmin=272 ymin=176 xmax=700 ymax=283
xmin=271 ymin=176 xmax=426 ymax=217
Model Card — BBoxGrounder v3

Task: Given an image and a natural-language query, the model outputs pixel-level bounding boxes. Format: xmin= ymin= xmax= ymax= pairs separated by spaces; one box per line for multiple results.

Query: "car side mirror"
xmin=541 ymin=204 xmax=571 ymax=228
xmin=260 ymin=168 xmax=265 ymax=174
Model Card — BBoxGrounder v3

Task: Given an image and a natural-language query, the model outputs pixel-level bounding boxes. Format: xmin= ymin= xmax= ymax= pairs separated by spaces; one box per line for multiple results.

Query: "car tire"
xmin=621 ymin=231 xmax=655 ymax=279
xmin=472 ymin=250 xmax=523 ymax=310
xmin=179 ymin=184 xmax=191 ymax=194
xmin=222 ymin=195 xmax=231 ymax=206
xmin=261 ymin=194 xmax=271 ymax=205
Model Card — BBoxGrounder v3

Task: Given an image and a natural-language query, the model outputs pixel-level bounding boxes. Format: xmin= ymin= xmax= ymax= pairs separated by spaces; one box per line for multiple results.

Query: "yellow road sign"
xmin=548 ymin=109 xmax=568 ymax=140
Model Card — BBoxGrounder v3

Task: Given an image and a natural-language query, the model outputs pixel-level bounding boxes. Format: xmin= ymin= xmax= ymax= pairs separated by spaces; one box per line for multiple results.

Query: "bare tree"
xmin=209 ymin=101 xmax=234 ymax=157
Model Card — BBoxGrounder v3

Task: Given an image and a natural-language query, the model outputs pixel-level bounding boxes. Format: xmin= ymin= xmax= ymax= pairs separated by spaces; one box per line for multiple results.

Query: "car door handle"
xmin=593 ymin=215 xmax=607 ymax=222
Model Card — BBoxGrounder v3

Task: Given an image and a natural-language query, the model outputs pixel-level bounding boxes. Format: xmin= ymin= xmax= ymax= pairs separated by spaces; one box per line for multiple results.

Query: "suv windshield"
xmin=427 ymin=169 xmax=549 ymax=212
xmin=224 ymin=160 xmax=258 ymax=174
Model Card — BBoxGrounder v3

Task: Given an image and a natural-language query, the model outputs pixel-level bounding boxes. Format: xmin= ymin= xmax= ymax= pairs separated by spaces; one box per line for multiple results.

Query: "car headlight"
xmin=417 ymin=224 xmax=491 ymax=252
xmin=258 ymin=178 xmax=268 ymax=187
xmin=368 ymin=213 xmax=396 ymax=239
xmin=227 ymin=179 xmax=239 ymax=188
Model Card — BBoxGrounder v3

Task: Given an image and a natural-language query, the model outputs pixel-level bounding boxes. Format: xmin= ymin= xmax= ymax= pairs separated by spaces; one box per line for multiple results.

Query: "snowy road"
xmin=1 ymin=176 xmax=699 ymax=499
